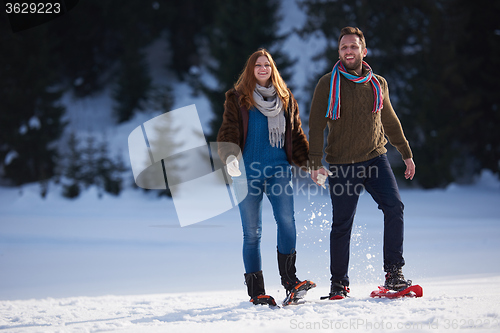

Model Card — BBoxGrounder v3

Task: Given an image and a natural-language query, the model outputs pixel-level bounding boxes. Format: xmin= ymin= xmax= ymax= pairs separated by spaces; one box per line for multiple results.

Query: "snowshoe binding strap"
xmin=282 ymin=280 xmax=316 ymax=306
xmin=250 ymin=294 xmax=277 ymax=306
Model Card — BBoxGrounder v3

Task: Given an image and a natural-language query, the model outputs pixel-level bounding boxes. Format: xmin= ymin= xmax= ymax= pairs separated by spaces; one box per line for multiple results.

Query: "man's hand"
xmin=404 ymin=158 xmax=415 ymax=180
xmin=310 ymin=166 xmax=333 ymax=189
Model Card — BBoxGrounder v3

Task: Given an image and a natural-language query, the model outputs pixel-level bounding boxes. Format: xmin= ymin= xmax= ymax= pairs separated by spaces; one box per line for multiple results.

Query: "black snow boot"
xmin=277 ymin=250 xmax=316 ymax=305
xmin=321 ymin=281 xmax=350 ymax=300
xmin=384 ymin=266 xmax=411 ymax=291
xmin=244 ymin=271 xmax=277 ymax=306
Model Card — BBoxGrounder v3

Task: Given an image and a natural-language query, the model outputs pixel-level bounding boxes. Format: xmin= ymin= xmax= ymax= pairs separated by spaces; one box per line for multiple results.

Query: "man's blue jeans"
xmin=233 ymin=168 xmax=296 ymax=274
xmin=328 ymin=154 xmax=405 ymax=285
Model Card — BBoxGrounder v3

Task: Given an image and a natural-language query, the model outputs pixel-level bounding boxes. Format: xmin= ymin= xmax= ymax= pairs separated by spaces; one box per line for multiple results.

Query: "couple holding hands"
xmin=217 ymin=27 xmax=415 ymax=306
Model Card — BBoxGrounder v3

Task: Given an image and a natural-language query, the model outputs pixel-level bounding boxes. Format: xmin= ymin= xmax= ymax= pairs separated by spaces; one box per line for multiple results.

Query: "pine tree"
xmin=145 ymin=85 xmax=176 ymax=197
xmin=0 ymin=24 xmax=65 ymax=186
xmin=112 ymin=48 xmax=152 ymax=123
xmin=447 ymin=0 xmax=500 ymax=180
xmin=59 ymin=133 xmax=126 ymax=198
xmin=199 ymin=0 xmax=294 ymax=142
xmin=46 ymin=0 xmax=169 ymax=123
xmin=298 ymin=0 xmax=500 ymax=187
xmin=95 ymin=138 xmax=126 ymax=197
xmin=61 ymin=133 xmax=82 ymax=199
xmin=163 ymin=0 xmax=217 ymax=79
xmin=46 ymin=0 xmax=168 ymax=97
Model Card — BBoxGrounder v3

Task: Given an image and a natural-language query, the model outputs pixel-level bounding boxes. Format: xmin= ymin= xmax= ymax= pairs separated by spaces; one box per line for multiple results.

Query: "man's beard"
xmin=341 ymin=56 xmax=362 ymax=71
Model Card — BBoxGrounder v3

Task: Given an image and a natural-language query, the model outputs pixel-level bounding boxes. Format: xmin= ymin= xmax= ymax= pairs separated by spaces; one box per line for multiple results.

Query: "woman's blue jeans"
xmin=233 ymin=169 xmax=296 ymax=274
xmin=328 ymin=154 xmax=405 ymax=285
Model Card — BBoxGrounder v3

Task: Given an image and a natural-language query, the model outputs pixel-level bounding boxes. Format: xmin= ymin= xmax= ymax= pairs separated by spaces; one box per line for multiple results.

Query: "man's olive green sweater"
xmin=308 ymin=67 xmax=412 ymax=168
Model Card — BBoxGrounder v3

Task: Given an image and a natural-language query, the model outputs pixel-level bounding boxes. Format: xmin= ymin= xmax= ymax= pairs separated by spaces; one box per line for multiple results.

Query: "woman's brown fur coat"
xmin=217 ymin=88 xmax=309 ymax=169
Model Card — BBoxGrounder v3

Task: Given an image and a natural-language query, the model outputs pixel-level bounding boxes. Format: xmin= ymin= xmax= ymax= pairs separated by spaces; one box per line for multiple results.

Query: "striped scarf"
xmin=326 ymin=60 xmax=383 ymax=120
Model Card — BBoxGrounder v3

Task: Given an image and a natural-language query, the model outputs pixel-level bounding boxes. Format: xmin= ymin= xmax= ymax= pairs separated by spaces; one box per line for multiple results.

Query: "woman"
xmin=217 ymin=49 xmax=314 ymax=306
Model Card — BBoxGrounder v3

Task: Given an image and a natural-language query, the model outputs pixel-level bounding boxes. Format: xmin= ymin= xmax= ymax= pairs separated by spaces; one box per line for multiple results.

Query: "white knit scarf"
xmin=253 ymin=84 xmax=286 ymax=148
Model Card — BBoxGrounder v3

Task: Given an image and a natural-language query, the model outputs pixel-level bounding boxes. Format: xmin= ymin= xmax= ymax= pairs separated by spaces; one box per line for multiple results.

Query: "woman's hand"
xmin=226 ymin=155 xmax=241 ymax=177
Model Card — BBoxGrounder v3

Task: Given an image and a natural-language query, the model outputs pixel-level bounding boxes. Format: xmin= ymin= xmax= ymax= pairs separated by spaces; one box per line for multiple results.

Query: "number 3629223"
xmin=6 ymin=3 xmax=61 ymax=14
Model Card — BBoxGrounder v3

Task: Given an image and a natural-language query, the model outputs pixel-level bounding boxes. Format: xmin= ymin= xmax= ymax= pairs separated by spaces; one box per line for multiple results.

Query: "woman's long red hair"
xmin=234 ymin=48 xmax=289 ymax=110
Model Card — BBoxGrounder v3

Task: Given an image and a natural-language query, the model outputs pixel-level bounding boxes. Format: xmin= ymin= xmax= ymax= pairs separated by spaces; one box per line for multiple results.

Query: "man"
xmin=308 ymin=27 xmax=416 ymax=299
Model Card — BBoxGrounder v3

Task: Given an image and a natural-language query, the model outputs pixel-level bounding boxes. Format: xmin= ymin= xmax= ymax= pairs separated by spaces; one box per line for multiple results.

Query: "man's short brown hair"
xmin=338 ymin=26 xmax=366 ymax=49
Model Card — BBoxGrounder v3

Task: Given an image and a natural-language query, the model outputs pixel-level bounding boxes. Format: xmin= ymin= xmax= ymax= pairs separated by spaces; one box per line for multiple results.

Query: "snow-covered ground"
xmin=1 ymin=276 xmax=500 ymax=333
xmin=1 ymin=171 xmax=500 ymax=332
